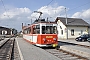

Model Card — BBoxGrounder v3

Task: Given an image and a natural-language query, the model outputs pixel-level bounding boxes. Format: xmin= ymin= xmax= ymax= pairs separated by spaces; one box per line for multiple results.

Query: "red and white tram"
xmin=22 ymin=19 xmax=58 ymax=47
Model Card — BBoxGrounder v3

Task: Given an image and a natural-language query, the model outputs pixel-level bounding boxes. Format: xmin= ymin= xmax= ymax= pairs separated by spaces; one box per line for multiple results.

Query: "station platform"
xmin=58 ymin=39 xmax=90 ymax=59
xmin=58 ymin=39 xmax=90 ymax=46
xmin=16 ymin=37 xmax=60 ymax=60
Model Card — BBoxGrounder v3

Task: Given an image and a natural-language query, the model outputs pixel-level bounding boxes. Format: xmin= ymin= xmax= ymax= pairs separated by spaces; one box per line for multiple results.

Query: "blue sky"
xmin=0 ymin=0 xmax=90 ymax=31
xmin=2 ymin=0 xmax=90 ymax=11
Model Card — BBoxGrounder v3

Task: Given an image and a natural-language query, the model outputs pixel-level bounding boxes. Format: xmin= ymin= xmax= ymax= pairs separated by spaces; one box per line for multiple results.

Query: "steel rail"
xmin=0 ymin=38 xmax=15 ymax=60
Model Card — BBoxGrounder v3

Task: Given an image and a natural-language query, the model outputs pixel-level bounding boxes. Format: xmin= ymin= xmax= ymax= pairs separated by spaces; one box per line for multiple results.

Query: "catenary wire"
xmin=32 ymin=0 xmax=54 ymax=19
xmin=0 ymin=0 xmax=10 ymax=19
xmin=61 ymin=1 xmax=90 ymax=15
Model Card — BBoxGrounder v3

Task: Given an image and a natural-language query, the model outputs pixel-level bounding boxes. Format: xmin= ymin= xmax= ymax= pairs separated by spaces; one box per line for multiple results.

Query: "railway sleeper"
xmin=59 ymin=49 xmax=89 ymax=60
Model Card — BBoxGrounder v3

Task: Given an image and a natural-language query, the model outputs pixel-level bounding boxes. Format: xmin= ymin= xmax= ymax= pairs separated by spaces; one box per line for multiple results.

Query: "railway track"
xmin=0 ymin=37 xmax=4 ymax=41
xmin=42 ymin=41 xmax=90 ymax=60
xmin=0 ymin=38 xmax=15 ymax=60
xmin=43 ymin=48 xmax=88 ymax=60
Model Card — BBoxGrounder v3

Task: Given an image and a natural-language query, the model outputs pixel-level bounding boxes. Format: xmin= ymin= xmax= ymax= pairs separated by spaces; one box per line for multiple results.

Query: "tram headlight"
xmin=53 ymin=38 xmax=56 ymax=40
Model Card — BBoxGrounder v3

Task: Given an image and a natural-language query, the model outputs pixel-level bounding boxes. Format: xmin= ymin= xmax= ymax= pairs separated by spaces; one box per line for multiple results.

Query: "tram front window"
xmin=53 ymin=26 xmax=57 ymax=34
xmin=42 ymin=26 xmax=57 ymax=34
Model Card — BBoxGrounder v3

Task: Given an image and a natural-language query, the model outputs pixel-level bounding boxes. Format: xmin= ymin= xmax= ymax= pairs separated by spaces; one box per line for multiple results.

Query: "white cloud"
xmin=0 ymin=7 xmax=32 ymax=20
xmin=30 ymin=6 xmax=66 ymax=21
xmin=1 ymin=5 xmax=90 ymax=32
xmin=0 ymin=7 xmax=32 ymax=31
xmin=2 ymin=5 xmax=90 ymax=31
xmin=0 ymin=5 xmax=68 ymax=31
xmin=71 ymin=9 xmax=90 ymax=24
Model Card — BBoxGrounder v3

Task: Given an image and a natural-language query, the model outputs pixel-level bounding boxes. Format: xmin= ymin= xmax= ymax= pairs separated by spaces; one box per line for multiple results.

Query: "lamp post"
xmin=65 ymin=8 xmax=68 ymax=39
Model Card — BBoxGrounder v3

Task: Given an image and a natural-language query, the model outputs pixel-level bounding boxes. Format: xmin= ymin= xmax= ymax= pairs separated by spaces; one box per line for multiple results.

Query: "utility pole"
xmin=65 ymin=8 xmax=68 ymax=39
xmin=31 ymin=19 xmax=32 ymax=24
xmin=65 ymin=8 xmax=67 ymax=25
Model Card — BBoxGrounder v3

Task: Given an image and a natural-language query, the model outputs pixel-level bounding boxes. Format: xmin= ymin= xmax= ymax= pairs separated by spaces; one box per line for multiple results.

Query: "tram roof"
xmin=22 ymin=19 xmax=56 ymax=29
xmin=32 ymin=19 xmax=56 ymax=24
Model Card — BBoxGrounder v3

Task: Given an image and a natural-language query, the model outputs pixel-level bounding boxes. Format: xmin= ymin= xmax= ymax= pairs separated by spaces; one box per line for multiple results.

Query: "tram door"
xmin=32 ymin=24 xmax=40 ymax=43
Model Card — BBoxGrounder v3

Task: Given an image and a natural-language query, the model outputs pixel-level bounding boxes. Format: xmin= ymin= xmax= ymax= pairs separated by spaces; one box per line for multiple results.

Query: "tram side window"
xmin=36 ymin=25 xmax=40 ymax=34
xmin=33 ymin=28 xmax=36 ymax=34
xmin=23 ymin=27 xmax=31 ymax=34
xmin=23 ymin=30 xmax=26 ymax=34
xmin=33 ymin=25 xmax=40 ymax=34
xmin=27 ymin=28 xmax=30 ymax=34
xmin=28 ymin=27 xmax=31 ymax=34
xmin=23 ymin=29 xmax=27 ymax=34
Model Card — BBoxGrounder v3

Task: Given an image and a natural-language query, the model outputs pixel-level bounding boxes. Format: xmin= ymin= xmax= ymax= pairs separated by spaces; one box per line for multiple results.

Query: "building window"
xmin=81 ymin=30 xmax=83 ymax=34
xmin=60 ymin=26 xmax=62 ymax=29
xmin=61 ymin=30 xmax=63 ymax=35
xmin=71 ymin=29 xmax=74 ymax=36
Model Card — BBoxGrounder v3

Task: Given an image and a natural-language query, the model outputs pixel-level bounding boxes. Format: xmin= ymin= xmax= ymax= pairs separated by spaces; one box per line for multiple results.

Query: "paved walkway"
xmin=58 ymin=39 xmax=90 ymax=46
xmin=58 ymin=39 xmax=90 ymax=59
xmin=16 ymin=37 xmax=60 ymax=60
xmin=15 ymin=37 xmax=90 ymax=60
